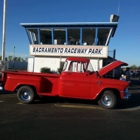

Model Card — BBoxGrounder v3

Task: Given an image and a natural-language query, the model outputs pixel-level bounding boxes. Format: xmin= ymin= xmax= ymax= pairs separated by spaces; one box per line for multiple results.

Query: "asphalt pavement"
xmin=0 ymin=77 xmax=140 ymax=140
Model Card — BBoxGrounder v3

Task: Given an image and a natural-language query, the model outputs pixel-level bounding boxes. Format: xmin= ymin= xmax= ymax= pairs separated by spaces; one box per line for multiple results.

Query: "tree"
xmin=13 ymin=57 xmax=18 ymax=61
xmin=8 ymin=56 xmax=13 ymax=61
xmin=130 ymin=65 xmax=137 ymax=70
xmin=137 ymin=66 xmax=140 ymax=71
xmin=17 ymin=57 xmax=22 ymax=62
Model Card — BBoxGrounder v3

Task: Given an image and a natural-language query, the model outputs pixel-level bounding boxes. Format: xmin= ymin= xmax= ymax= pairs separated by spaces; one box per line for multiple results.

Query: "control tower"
xmin=21 ymin=14 xmax=119 ymax=72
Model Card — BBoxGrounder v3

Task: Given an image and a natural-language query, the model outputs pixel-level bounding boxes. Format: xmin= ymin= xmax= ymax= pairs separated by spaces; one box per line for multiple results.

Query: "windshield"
xmin=62 ymin=61 xmax=68 ymax=71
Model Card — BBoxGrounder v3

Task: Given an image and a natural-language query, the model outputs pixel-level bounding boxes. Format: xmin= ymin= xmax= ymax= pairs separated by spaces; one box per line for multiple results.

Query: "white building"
xmin=20 ymin=15 xmax=119 ymax=73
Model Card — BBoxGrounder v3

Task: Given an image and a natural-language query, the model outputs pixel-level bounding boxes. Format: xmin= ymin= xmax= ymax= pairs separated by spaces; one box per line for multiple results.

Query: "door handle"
xmin=67 ymin=73 xmax=71 ymax=75
xmin=97 ymin=81 xmax=102 ymax=85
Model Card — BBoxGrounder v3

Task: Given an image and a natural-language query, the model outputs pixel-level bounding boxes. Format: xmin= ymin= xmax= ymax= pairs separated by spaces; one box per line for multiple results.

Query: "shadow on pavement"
xmin=116 ymin=93 xmax=140 ymax=109
xmin=0 ymin=90 xmax=13 ymax=94
xmin=1 ymin=78 xmax=140 ymax=110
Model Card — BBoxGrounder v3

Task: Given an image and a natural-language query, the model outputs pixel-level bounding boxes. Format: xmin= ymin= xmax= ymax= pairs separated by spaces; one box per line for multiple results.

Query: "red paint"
xmin=1 ymin=57 xmax=129 ymax=101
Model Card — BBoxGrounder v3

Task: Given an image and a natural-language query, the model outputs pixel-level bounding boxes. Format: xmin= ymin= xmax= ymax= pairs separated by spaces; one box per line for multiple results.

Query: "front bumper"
xmin=0 ymin=86 xmax=3 ymax=90
xmin=0 ymin=80 xmax=4 ymax=90
xmin=121 ymin=91 xmax=131 ymax=100
xmin=0 ymin=82 xmax=3 ymax=90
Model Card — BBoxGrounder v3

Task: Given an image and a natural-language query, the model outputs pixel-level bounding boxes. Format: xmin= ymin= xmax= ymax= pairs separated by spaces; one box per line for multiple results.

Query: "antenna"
xmin=117 ymin=1 xmax=120 ymax=15
xmin=110 ymin=1 xmax=120 ymax=22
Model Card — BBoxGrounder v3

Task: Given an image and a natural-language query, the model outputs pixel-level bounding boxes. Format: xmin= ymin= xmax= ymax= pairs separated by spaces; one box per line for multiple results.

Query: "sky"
xmin=0 ymin=0 xmax=140 ymax=66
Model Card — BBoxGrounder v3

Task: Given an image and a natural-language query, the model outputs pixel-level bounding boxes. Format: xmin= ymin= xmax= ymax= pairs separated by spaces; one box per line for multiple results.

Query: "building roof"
xmin=20 ymin=22 xmax=118 ymax=37
xmin=20 ymin=22 xmax=118 ymax=28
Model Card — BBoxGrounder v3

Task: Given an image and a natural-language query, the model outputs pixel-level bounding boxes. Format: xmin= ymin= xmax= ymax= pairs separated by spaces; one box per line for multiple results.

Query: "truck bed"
xmin=2 ymin=70 xmax=60 ymax=95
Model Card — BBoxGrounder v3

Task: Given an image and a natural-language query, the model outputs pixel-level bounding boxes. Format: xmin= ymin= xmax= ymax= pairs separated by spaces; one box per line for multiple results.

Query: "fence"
xmin=0 ymin=61 xmax=27 ymax=71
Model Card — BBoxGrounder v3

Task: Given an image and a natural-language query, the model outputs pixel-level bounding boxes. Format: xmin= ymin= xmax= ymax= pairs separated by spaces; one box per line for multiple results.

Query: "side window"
xmin=68 ymin=62 xmax=87 ymax=72
xmin=63 ymin=60 xmax=89 ymax=73
xmin=77 ymin=62 xmax=84 ymax=72
xmin=68 ymin=62 xmax=77 ymax=72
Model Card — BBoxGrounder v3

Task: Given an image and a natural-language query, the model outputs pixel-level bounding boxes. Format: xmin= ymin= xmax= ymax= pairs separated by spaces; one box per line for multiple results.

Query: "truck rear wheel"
xmin=98 ymin=90 xmax=117 ymax=109
xmin=17 ymin=86 xmax=35 ymax=104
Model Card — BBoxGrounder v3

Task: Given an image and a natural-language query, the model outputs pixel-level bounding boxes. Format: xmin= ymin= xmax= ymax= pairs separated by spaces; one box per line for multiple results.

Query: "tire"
xmin=17 ymin=86 xmax=35 ymax=104
xmin=98 ymin=90 xmax=117 ymax=109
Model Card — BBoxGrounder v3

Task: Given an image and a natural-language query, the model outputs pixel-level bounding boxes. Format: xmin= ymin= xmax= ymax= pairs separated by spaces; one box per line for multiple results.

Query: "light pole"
xmin=1 ymin=0 xmax=7 ymax=70
xmin=13 ymin=46 xmax=15 ymax=69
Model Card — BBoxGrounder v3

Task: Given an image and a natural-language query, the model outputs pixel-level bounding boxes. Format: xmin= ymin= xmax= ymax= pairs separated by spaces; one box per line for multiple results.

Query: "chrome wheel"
xmin=98 ymin=90 xmax=117 ymax=109
xmin=20 ymin=90 xmax=31 ymax=101
xmin=100 ymin=94 xmax=112 ymax=107
xmin=17 ymin=86 xmax=35 ymax=104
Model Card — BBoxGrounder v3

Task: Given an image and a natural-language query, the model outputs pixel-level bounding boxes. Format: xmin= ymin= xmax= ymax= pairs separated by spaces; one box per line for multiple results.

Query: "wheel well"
xmin=96 ymin=88 xmax=120 ymax=101
xmin=15 ymin=85 xmax=37 ymax=95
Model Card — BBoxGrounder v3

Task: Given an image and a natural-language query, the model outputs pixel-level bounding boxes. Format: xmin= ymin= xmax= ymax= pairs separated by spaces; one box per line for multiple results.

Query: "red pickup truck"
xmin=0 ymin=57 xmax=131 ymax=109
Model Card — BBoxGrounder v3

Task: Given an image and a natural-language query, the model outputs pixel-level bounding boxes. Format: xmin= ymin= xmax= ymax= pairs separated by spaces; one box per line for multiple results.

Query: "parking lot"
xmin=0 ymin=78 xmax=140 ymax=140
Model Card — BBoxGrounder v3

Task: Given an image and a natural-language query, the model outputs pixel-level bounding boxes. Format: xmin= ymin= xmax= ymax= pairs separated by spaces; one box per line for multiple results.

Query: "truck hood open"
xmin=98 ymin=60 xmax=128 ymax=76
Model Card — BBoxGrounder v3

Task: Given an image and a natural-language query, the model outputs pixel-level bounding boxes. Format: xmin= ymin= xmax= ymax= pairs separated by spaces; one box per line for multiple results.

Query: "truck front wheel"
xmin=17 ymin=86 xmax=35 ymax=104
xmin=98 ymin=90 xmax=117 ymax=109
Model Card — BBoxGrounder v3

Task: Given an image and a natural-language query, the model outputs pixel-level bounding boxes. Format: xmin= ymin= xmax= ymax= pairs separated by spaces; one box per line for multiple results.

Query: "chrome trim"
xmin=0 ymin=86 xmax=3 ymax=90
xmin=122 ymin=91 xmax=131 ymax=100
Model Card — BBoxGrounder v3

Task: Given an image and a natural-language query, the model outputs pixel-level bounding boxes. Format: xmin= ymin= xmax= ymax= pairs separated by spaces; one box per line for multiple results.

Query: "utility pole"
xmin=13 ymin=46 xmax=15 ymax=69
xmin=1 ymin=0 xmax=7 ymax=70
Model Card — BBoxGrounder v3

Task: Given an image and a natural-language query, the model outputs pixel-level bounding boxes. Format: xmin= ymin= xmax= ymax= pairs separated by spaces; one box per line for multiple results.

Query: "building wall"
xmin=27 ymin=57 xmax=103 ymax=73
xmin=90 ymin=59 xmax=103 ymax=71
